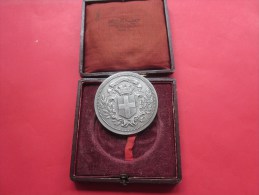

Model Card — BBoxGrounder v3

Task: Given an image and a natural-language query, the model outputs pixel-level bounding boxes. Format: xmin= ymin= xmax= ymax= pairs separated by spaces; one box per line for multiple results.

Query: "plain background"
xmin=0 ymin=0 xmax=259 ymax=195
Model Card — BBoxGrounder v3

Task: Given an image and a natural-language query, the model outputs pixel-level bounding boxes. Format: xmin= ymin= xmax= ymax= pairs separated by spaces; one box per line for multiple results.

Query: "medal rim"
xmin=94 ymin=72 xmax=158 ymax=135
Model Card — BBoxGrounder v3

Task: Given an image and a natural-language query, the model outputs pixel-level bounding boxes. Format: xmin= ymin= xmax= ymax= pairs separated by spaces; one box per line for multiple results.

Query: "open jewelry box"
xmin=70 ymin=0 xmax=181 ymax=185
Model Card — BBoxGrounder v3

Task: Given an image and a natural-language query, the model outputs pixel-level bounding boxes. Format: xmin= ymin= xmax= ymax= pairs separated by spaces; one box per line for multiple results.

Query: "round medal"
xmin=94 ymin=72 xmax=158 ymax=135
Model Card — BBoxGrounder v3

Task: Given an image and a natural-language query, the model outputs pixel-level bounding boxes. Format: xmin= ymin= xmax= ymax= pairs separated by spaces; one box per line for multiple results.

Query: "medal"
xmin=94 ymin=72 xmax=158 ymax=135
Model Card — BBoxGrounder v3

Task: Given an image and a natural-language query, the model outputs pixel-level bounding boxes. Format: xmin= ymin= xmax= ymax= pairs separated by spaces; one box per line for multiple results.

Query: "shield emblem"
xmin=117 ymin=95 xmax=137 ymax=119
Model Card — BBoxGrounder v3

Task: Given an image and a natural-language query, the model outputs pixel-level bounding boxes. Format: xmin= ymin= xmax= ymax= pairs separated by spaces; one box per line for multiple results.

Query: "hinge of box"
xmin=120 ymin=174 xmax=129 ymax=185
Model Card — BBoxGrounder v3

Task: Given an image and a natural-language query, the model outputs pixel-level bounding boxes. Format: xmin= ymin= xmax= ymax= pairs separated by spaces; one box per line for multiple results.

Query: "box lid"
xmin=80 ymin=0 xmax=174 ymax=77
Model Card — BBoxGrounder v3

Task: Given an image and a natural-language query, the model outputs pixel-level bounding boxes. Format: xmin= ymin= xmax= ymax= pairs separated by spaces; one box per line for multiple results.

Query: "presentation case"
xmin=70 ymin=0 xmax=181 ymax=185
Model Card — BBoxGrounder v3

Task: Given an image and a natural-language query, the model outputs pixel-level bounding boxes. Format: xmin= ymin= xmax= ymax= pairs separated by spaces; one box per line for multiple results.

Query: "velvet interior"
xmin=75 ymin=81 xmax=177 ymax=178
xmin=84 ymin=0 xmax=170 ymax=73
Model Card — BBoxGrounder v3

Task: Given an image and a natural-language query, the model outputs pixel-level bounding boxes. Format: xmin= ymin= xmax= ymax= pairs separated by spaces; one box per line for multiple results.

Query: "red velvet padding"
xmin=84 ymin=0 xmax=170 ymax=73
xmin=74 ymin=81 xmax=176 ymax=178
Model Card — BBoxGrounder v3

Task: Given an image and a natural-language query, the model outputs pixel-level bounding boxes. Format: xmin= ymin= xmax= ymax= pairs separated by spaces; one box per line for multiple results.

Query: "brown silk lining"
xmin=84 ymin=0 xmax=170 ymax=73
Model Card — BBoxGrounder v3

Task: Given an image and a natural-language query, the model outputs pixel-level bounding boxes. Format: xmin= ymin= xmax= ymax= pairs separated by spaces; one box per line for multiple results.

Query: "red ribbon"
xmin=124 ymin=134 xmax=136 ymax=161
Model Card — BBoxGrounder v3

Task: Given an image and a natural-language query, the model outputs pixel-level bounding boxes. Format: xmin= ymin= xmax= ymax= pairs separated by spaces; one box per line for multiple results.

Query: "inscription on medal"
xmin=94 ymin=72 xmax=158 ymax=135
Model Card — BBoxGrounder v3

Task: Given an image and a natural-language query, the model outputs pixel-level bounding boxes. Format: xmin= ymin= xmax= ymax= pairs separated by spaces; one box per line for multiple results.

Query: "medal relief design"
xmin=94 ymin=72 xmax=158 ymax=135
